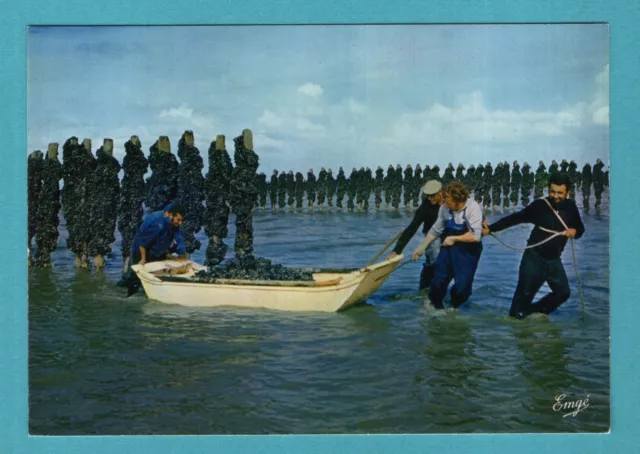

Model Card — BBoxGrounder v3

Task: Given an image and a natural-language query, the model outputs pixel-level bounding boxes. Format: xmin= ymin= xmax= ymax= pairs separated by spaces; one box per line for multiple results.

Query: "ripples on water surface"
xmin=29 ymin=193 xmax=609 ymax=434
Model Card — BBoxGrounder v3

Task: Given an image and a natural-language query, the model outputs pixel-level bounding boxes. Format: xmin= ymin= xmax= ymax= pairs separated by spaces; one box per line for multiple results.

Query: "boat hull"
xmin=132 ymin=255 xmax=403 ymax=312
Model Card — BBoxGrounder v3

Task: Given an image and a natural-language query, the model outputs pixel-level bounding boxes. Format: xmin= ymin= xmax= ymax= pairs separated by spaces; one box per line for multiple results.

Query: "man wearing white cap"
xmin=388 ymin=180 xmax=444 ymax=290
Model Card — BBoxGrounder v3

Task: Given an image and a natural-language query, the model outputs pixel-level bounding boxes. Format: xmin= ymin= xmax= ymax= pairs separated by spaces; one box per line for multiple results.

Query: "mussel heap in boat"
xmin=192 ymin=256 xmax=314 ymax=282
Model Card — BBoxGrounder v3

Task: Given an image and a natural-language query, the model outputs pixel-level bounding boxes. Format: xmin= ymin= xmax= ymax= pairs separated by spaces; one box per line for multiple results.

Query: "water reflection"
xmin=512 ymin=322 xmax=575 ymax=392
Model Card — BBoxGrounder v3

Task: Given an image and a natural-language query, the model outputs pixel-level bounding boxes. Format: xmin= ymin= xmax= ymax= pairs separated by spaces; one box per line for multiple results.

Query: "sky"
xmin=27 ymin=24 xmax=609 ymax=175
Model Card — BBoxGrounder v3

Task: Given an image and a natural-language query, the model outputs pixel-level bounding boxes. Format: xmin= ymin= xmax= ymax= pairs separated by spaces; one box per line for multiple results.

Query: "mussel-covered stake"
xmin=393 ymin=165 xmax=403 ymax=211
xmin=62 ymin=137 xmax=96 ymax=269
xmin=203 ymin=135 xmax=233 ymax=266
xmin=286 ymin=170 xmax=295 ymax=212
xmin=176 ymin=131 xmax=204 ymax=254
xmin=34 ymin=144 xmax=63 ymax=267
xmin=403 ymin=164 xmax=413 ymax=211
xmin=306 ymin=169 xmax=316 ymax=211
xmin=326 ymin=168 xmax=336 ymax=210
xmin=145 ymin=136 xmax=178 ymax=212
xmin=520 ymin=162 xmax=533 ymax=206
xmin=229 ymin=129 xmax=259 ymax=262
xmin=256 ymin=172 xmax=268 ymax=210
xmin=317 ymin=167 xmax=327 ymax=211
xmin=28 ymin=150 xmax=44 ymax=264
xmin=412 ymin=164 xmax=422 ymax=209
xmin=295 ymin=171 xmax=305 ymax=210
xmin=88 ymin=139 xmax=121 ymax=271
xmin=269 ymin=170 xmax=278 ymax=210
xmin=336 ymin=167 xmax=346 ymax=211
xmin=362 ymin=167 xmax=373 ymax=211
xmin=117 ymin=136 xmax=148 ymax=271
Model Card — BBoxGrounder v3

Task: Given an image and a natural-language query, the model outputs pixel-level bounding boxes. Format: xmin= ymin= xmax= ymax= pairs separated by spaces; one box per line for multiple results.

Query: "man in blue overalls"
xmin=411 ymin=182 xmax=484 ymax=309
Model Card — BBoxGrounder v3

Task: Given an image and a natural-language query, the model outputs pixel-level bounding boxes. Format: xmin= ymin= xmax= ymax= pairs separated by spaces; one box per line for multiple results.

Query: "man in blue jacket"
xmin=118 ymin=203 xmax=188 ymax=295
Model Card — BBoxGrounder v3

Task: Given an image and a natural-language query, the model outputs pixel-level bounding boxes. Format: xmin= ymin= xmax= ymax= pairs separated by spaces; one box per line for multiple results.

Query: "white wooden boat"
xmin=131 ymin=254 xmax=404 ymax=312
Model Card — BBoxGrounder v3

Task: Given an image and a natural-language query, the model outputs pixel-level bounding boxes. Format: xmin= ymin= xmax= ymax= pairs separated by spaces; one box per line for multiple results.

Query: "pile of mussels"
xmin=192 ymin=256 xmax=314 ymax=282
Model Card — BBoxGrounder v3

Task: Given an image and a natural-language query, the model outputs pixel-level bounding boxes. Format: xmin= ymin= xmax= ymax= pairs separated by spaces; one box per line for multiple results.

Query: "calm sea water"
xmin=29 ymin=191 xmax=609 ymax=434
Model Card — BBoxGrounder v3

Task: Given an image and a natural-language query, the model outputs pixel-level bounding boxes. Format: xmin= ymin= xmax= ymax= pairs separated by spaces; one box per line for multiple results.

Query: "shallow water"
xmin=29 ymin=191 xmax=609 ymax=434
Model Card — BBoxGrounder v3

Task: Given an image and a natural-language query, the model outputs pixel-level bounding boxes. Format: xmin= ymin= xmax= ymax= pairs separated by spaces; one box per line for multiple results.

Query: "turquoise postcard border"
xmin=2 ymin=0 xmax=637 ymax=452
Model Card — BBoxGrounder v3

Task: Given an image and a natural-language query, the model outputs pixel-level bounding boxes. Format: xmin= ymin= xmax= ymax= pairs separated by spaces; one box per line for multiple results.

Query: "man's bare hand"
xmin=481 ymin=220 xmax=491 ymax=237
xmin=411 ymin=249 xmax=422 ymax=261
xmin=442 ymin=236 xmax=457 ymax=247
xmin=564 ymin=228 xmax=577 ymax=239
xmin=386 ymin=251 xmax=399 ymax=261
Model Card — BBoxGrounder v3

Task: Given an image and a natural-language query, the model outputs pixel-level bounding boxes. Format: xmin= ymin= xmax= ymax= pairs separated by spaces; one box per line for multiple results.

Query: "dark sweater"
xmin=393 ymin=198 xmax=441 ymax=254
xmin=489 ymin=197 xmax=585 ymax=259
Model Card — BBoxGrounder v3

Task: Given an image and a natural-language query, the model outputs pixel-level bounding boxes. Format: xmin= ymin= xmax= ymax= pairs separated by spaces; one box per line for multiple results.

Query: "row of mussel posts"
xmin=27 ymin=128 xmax=609 ymax=271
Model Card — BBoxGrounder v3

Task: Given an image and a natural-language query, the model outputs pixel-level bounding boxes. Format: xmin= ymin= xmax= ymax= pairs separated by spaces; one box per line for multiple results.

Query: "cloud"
xmin=258 ymin=110 xmax=285 ymax=129
xmin=297 ymin=82 xmax=324 ymax=98
xmin=253 ymin=133 xmax=286 ymax=149
xmin=158 ymin=104 xmax=217 ymax=131
xmin=296 ymin=117 xmax=326 ymax=133
xmin=347 ymin=98 xmax=367 ymax=114
xmin=589 ymin=63 xmax=609 ymax=126
xmin=159 ymin=105 xmax=194 ymax=120
xmin=251 ymin=89 xmax=369 ymax=171
xmin=593 ymin=106 xmax=609 ymax=125
xmin=257 ymin=107 xmax=326 ymax=140
xmin=377 ymin=90 xmax=585 ymax=152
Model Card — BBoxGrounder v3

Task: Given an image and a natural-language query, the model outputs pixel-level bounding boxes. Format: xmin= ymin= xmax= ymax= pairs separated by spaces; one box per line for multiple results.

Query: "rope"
xmin=539 ymin=198 xmax=586 ymax=319
xmin=489 ymin=229 xmax=565 ymax=252
xmin=487 ymin=197 xmax=585 ymax=318
xmin=569 ymin=236 xmax=586 ymax=319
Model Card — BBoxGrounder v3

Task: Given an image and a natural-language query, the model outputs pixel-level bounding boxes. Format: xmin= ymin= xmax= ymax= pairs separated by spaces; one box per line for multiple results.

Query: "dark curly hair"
xmin=549 ymin=172 xmax=574 ymax=191
xmin=165 ymin=203 xmax=185 ymax=217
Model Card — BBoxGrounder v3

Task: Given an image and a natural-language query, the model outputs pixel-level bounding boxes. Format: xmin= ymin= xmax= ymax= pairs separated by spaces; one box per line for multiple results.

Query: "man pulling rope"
xmin=482 ymin=172 xmax=585 ymax=319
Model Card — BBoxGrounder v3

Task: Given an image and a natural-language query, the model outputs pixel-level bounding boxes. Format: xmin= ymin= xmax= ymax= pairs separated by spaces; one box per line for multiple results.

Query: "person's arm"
xmin=443 ymin=203 xmax=483 ymax=246
xmin=427 ymin=205 xmax=446 ymax=239
xmin=487 ymin=201 xmax=538 ymax=234
xmin=138 ymin=246 xmax=148 ymax=265
xmin=456 ymin=202 xmax=483 ymax=243
xmin=135 ymin=222 xmax=163 ymax=262
xmin=411 ymin=232 xmax=439 ymax=260
xmin=166 ymin=229 xmax=188 ymax=260
xmin=174 ymin=229 xmax=189 ymax=260
xmin=446 ymin=231 xmax=477 ymax=243
xmin=567 ymin=201 xmax=585 ymax=240
xmin=390 ymin=203 xmax=428 ymax=255
xmin=410 ymin=206 xmax=445 ymax=260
